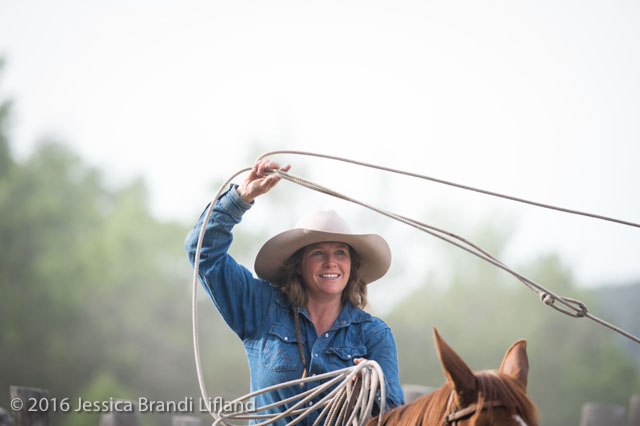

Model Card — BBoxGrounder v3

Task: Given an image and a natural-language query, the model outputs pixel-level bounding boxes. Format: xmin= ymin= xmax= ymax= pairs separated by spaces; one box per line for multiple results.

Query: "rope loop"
xmin=538 ymin=293 xmax=588 ymax=318
xmin=553 ymin=296 xmax=588 ymax=318
xmin=258 ymin=152 xmax=639 ymax=345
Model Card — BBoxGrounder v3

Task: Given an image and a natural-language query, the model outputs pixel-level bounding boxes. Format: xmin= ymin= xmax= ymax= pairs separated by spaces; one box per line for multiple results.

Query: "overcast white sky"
xmin=1 ymin=1 xmax=639 ymax=301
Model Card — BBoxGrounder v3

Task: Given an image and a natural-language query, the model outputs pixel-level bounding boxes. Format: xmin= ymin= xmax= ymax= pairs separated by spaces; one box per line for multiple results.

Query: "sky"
xmin=1 ymin=0 xmax=639 ymax=305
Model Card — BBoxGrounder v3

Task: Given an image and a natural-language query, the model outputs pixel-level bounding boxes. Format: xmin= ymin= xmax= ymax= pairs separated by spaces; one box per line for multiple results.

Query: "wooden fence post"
xmin=580 ymin=402 xmax=626 ymax=426
xmin=9 ymin=386 xmax=50 ymax=426
xmin=629 ymin=395 xmax=640 ymax=426
xmin=0 ymin=407 xmax=13 ymax=426
xmin=99 ymin=401 xmax=138 ymax=426
xmin=171 ymin=415 xmax=202 ymax=426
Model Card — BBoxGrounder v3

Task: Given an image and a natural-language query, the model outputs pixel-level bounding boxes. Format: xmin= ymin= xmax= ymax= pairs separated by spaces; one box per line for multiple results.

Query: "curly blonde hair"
xmin=275 ymin=245 xmax=367 ymax=309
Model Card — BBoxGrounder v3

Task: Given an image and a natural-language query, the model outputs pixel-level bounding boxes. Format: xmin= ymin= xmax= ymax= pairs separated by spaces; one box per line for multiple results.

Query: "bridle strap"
xmin=444 ymin=392 xmax=506 ymax=425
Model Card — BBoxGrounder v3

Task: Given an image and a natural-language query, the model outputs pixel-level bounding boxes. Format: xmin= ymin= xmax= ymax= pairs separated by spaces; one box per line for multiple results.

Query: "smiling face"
xmin=299 ymin=242 xmax=352 ymax=303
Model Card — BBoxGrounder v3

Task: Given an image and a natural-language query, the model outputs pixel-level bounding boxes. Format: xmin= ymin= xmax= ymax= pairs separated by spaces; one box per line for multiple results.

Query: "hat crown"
xmin=294 ymin=209 xmax=351 ymax=234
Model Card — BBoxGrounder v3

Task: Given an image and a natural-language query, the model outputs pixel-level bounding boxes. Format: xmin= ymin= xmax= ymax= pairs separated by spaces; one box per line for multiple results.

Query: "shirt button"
xmin=324 ymin=333 xmax=329 ymax=338
xmin=284 ymin=336 xmax=288 ymax=341
xmin=347 ymin=354 xmax=351 ymax=359
xmin=314 ymin=353 xmax=319 ymax=357
xmin=309 ymin=402 xmax=313 ymax=406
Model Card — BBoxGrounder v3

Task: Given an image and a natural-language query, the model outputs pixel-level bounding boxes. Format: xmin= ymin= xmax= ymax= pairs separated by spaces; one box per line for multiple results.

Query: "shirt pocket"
xmin=326 ymin=345 xmax=367 ymax=371
xmin=261 ymin=323 xmax=303 ymax=372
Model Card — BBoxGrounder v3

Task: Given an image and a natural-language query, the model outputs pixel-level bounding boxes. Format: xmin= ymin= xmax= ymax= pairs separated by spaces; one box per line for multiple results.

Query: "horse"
xmin=367 ymin=327 xmax=539 ymax=426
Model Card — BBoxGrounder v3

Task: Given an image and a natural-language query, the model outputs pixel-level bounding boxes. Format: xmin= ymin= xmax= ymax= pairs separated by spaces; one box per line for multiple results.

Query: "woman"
xmin=185 ymin=160 xmax=404 ymax=424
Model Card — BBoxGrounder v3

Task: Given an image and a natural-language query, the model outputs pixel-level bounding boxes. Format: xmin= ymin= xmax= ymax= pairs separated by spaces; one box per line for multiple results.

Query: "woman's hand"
xmin=237 ymin=159 xmax=291 ymax=203
xmin=353 ymin=357 xmax=368 ymax=381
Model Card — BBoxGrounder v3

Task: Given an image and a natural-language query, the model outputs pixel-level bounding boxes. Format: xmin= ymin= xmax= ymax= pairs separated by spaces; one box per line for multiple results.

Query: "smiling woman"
xmin=278 ymin=241 xmax=358 ymax=311
xmin=300 ymin=242 xmax=352 ymax=305
xmin=185 ymin=159 xmax=404 ymax=425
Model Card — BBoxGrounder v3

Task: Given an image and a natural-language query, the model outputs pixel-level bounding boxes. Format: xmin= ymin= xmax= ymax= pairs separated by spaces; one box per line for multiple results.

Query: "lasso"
xmin=191 ymin=151 xmax=640 ymax=425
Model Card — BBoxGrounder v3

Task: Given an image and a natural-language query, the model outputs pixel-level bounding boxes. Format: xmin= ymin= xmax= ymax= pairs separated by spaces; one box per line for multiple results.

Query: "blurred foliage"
xmin=0 ymin=63 xmax=638 ymax=426
xmin=0 ymin=67 xmax=242 ymax=425
xmin=594 ymin=283 xmax=640 ymax=371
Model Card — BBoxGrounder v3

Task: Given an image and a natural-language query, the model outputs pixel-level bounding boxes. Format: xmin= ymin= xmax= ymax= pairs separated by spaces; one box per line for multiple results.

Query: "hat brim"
xmin=255 ymin=228 xmax=391 ymax=285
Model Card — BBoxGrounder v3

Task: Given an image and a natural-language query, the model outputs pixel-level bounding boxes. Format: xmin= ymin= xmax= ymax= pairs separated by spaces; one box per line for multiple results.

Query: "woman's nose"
xmin=323 ymin=254 xmax=337 ymax=266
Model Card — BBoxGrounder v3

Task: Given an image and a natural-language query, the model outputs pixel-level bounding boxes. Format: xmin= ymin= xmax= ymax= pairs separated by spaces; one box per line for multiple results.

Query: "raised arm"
xmin=184 ymin=159 xmax=290 ymax=339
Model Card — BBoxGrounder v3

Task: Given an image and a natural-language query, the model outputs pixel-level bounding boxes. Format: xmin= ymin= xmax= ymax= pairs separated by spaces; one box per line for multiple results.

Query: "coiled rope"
xmin=191 ymin=150 xmax=639 ymax=425
xmin=210 ymin=361 xmax=385 ymax=426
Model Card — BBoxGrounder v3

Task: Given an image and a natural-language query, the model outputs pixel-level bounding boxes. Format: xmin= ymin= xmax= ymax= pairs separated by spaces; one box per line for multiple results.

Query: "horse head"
xmin=435 ymin=327 xmax=537 ymax=425
xmin=372 ymin=327 xmax=538 ymax=426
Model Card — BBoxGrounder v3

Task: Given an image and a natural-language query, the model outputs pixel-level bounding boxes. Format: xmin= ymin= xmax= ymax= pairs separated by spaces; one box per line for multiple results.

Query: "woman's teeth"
xmin=320 ymin=274 xmax=339 ymax=278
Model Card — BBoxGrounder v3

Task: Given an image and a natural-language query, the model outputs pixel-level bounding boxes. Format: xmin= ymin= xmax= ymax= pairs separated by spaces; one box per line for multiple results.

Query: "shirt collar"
xmin=275 ymin=293 xmax=371 ymax=329
xmin=329 ymin=300 xmax=371 ymax=330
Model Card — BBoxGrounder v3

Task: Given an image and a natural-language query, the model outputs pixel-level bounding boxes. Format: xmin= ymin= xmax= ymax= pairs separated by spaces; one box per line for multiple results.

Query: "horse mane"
xmin=374 ymin=384 xmax=448 ymax=426
xmin=375 ymin=370 xmax=539 ymax=426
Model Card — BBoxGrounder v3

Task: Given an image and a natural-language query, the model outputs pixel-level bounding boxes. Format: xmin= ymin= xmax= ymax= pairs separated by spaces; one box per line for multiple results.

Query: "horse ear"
xmin=433 ymin=327 xmax=477 ymax=406
xmin=499 ymin=339 xmax=529 ymax=390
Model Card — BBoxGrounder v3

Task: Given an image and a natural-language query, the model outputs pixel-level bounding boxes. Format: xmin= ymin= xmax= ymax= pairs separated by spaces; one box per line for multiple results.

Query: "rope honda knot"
xmin=539 ymin=293 xmax=553 ymax=306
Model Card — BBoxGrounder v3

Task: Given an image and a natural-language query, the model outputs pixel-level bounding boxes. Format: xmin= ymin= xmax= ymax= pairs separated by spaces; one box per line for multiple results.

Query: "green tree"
xmin=0 ymin=62 xmax=252 ymax=425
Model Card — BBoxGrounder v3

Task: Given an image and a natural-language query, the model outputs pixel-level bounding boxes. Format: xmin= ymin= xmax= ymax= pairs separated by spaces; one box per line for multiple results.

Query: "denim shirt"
xmin=185 ymin=186 xmax=405 ymax=424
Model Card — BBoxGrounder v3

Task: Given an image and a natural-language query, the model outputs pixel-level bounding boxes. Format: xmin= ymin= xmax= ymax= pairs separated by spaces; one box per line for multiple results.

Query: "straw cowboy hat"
xmin=255 ymin=209 xmax=391 ymax=285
